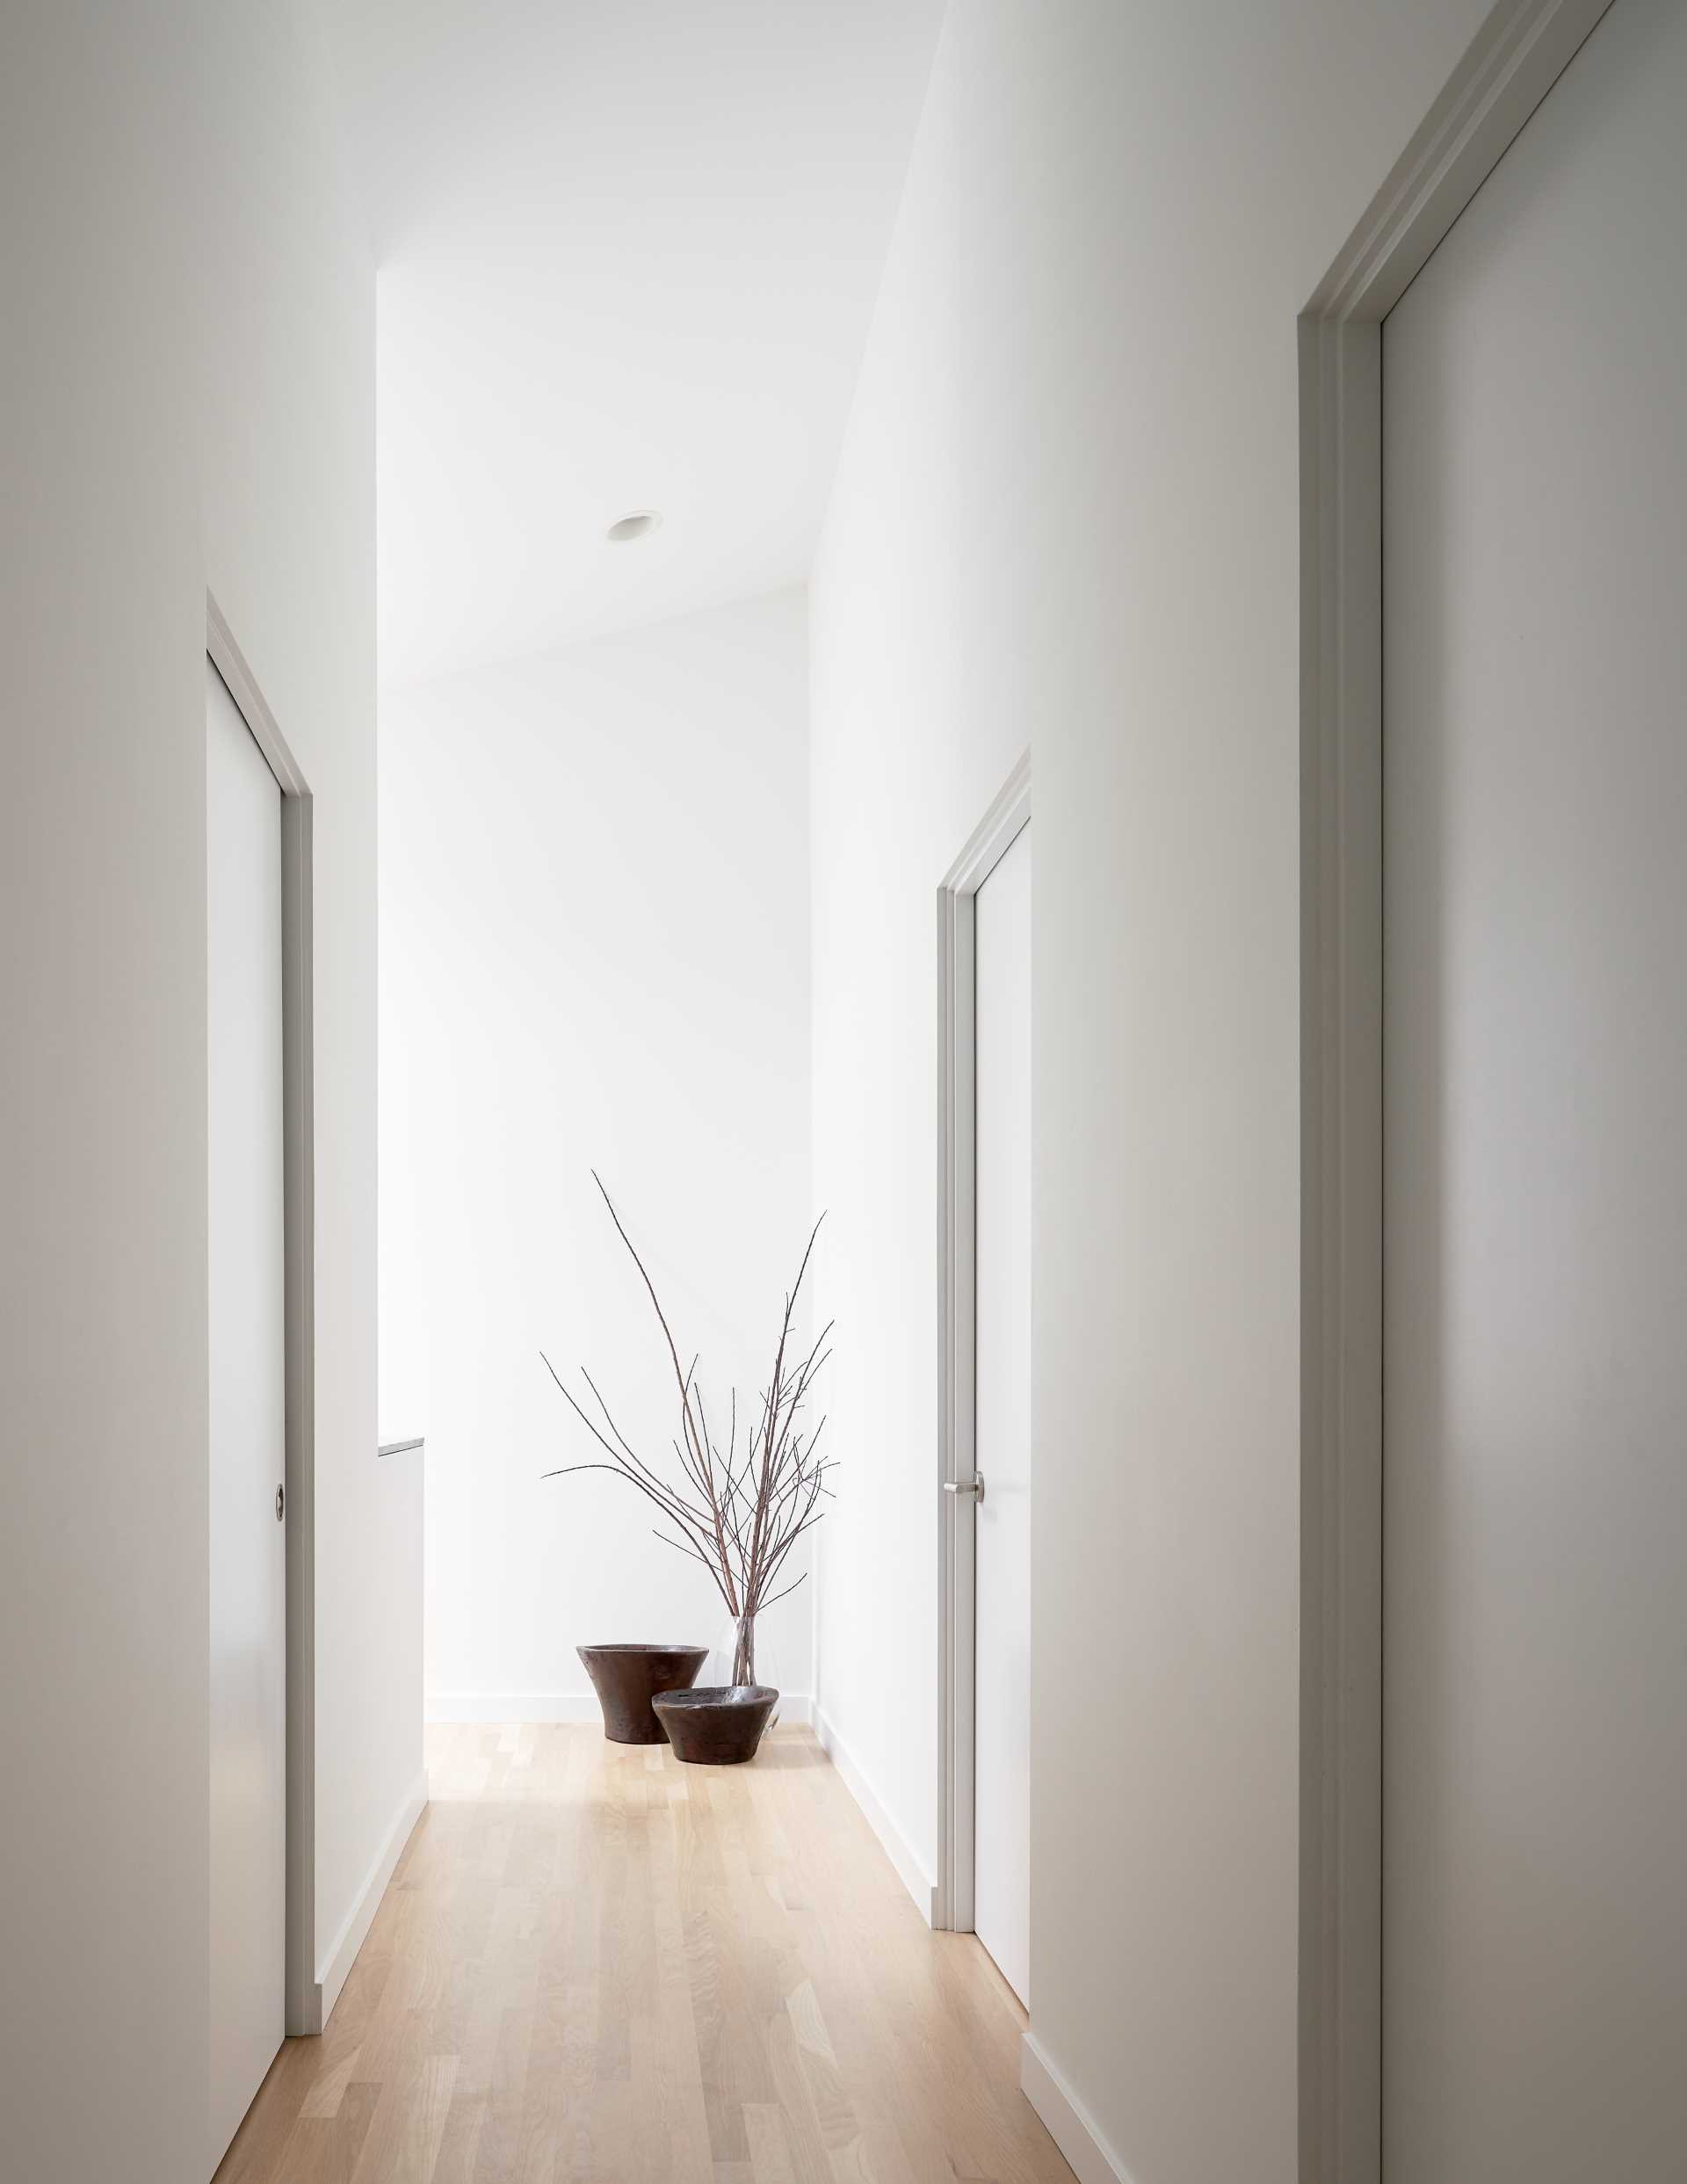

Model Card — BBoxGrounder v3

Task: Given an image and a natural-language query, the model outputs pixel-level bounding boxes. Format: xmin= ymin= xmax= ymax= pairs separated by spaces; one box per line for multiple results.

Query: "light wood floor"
xmin=214 ymin=1723 xmax=1076 ymax=2183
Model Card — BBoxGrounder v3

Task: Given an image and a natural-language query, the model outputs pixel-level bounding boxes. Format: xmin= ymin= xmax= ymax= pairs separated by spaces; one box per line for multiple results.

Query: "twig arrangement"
xmin=541 ymin=1173 xmax=833 ymax=1686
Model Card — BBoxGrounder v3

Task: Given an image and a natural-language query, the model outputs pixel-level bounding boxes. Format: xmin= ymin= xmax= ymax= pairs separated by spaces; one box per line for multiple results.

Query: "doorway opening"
xmin=1298 ymin=4 xmax=1640 ymax=2176
xmin=205 ymin=599 xmax=318 ymax=2104
xmin=936 ymin=752 xmax=1030 ymax=1999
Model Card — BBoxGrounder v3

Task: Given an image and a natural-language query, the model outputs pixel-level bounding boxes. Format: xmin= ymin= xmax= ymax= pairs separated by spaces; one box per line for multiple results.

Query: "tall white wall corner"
xmin=1020 ymin=2030 xmax=1136 ymax=2184
xmin=315 ymin=1769 xmax=430 ymax=2028
xmin=813 ymin=1708 xmax=938 ymax=1927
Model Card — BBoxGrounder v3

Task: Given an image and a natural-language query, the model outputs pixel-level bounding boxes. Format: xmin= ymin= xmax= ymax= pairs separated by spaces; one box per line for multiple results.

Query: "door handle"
xmin=943 ymin=1475 xmax=985 ymax=1503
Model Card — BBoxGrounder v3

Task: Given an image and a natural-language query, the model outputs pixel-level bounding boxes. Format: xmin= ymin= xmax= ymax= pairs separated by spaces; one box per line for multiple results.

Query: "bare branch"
xmin=754 ymin=1570 xmax=809 ymax=1614
xmin=541 ymin=1192 xmax=835 ymax=1638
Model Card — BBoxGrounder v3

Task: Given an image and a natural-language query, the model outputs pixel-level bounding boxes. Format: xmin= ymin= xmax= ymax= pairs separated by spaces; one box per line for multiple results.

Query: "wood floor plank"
xmin=286 ymin=2080 xmax=384 ymax=2184
xmin=216 ymin=1726 xmax=1075 ymax=2184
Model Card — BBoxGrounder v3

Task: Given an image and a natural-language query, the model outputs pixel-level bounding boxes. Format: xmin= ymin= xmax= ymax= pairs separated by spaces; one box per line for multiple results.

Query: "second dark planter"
xmin=577 ymin=1643 xmax=707 ymax=1744
xmin=651 ymin=1684 xmax=778 ymax=1766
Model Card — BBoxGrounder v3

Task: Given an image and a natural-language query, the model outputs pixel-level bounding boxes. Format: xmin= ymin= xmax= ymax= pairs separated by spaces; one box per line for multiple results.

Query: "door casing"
xmin=936 ymin=751 xmax=1030 ymax=1936
xmin=206 ymin=595 xmax=320 ymax=2041
xmin=1297 ymin=3 xmax=1619 ymax=2177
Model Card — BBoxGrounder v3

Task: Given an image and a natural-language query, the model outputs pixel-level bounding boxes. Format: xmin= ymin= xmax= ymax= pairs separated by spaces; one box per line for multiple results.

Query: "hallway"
xmin=21 ymin=6 xmax=1679 ymax=2181
xmin=214 ymin=1726 xmax=1074 ymax=2183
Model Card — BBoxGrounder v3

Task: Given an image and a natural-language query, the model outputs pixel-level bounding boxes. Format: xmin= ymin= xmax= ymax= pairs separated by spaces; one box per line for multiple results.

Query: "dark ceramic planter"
xmin=577 ymin=1643 xmax=707 ymax=1744
xmin=651 ymin=1685 xmax=778 ymax=1766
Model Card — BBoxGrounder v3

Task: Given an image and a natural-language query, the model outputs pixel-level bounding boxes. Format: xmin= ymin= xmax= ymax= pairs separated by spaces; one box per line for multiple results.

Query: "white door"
xmin=206 ymin=658 xmax=287 ymax=2171
xmin=973 ymin=819 xmax=1031 ymax=2005
xmin=1382 ymin=2 xmax=1687 ymax=2175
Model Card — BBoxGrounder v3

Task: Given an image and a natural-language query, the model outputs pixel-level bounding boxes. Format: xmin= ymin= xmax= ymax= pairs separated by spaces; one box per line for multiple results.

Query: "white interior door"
xmin=973 ymin=819 xmax=1031 ymax=2006
xmin=1382 ymin=2 xmax=1687 ymax=2174
xmin=206 ymin=657 xmax=286 ymax=2172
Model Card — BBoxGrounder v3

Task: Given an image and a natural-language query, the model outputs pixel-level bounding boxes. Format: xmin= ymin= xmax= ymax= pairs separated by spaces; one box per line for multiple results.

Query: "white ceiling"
xmin=319 ymin=2 xmax=945 ymax=689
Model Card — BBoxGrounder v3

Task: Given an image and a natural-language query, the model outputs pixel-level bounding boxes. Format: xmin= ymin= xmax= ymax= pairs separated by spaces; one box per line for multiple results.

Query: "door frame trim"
xmin=1297 ymin=3 xmax=1617 ymax=2176
xmin=206 ymin=594 xmax=320 ymax=2039
xmin=936 ymin=751 xmax=1030 ymax=1935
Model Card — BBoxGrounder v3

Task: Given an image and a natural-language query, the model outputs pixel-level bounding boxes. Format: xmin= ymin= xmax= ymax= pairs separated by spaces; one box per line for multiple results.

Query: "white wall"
xmin=380 ymin=592 xmax=815 ymax=1716
xmin=808 ymin=4 xmax=1494 ymax=2180
xmin=0 ymin=6 xmax=417 ymax=2177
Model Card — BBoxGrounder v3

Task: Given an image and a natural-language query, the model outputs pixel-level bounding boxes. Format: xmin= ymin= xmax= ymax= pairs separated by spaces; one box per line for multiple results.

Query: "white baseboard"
xmin=812 ymin=1706 xmax=937 ymax=1926
xmin=1020 ymin=2029 xmax=1134 ymax=2184
xmin=315 ymin=1769 xmax=429 ymax=2028
xmin=425 ymin=1690 xmax=814 ymax=1727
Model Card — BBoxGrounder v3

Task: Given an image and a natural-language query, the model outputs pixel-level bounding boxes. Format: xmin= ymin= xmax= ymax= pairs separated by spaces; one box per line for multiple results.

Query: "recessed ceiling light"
xmin=605 ymin=510 xmax=662 ymax=544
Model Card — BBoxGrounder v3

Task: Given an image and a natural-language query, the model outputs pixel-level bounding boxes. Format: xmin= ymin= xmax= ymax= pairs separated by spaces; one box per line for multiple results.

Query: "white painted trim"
xmin=206 ymin=596 xmax=320 ymax=2043
xmin=1303 ymin=0 xmax=1618 ymax=325
xmin=1299 ymin=305 xmax=1386 ymax=2184
xmin=935 ymin=752 xmax=1030 ymax=1935
xmin=814 ymin=1706 xmax=938 ymax=1927
xmin=207 ymin=594 xmax=310 ymax=798
xmin=941 ymin=754 xmax=1032 ymax=898
xmin=425 ymin=1691 xmax=815 ymax=1728
xmin=1020 ymin=2030 xmax=1135 ymax=2184
xmin=312 ymin=1769 xmax=429 ymax=2031
xmin=279 ymin=788 xmax=315 ymax=2042
xmin=1297 ymin=5 xmax=1616 ymax=2178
